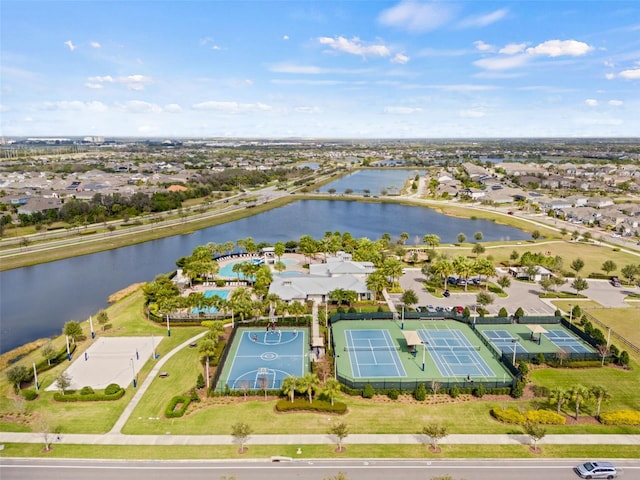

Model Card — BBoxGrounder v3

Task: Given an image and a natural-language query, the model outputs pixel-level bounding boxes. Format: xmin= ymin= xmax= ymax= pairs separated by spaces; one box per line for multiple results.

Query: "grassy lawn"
xmin=1 ymin=442 xmax=639 ymax=460
xmin=582 ymin=307 xmax=640 ymax=354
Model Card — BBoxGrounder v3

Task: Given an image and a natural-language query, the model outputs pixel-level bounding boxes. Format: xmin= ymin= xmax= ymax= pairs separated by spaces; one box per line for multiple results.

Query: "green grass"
xmin=582 ymin=308 xmax=640 ymax=354
xmin=2 ymin=442 xmax=639 ymax=460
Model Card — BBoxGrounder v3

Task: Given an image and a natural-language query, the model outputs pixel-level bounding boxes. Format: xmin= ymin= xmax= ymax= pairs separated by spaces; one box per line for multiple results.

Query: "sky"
xmin=1 ymin=0 xmax=639 ymax=139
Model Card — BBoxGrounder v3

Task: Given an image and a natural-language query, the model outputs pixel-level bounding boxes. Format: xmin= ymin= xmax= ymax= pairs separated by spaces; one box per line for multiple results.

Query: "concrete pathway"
xmin=1 ymin=431 xmax=639 ymax=446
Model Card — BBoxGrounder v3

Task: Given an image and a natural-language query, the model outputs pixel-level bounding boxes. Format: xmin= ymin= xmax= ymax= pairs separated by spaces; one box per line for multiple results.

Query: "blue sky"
xmin=1 ymin=1 xmax=639 ymax=138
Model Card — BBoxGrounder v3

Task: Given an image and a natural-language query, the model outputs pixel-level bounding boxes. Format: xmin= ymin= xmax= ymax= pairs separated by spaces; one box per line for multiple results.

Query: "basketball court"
xmin=45 ymin=336 xmax=160 ymax=391
xmin=217 ymin=327 xmax=309 ymax=391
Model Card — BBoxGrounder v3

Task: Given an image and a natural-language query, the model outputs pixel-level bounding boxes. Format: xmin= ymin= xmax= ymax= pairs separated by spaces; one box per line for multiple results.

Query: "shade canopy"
xmin=402 ymin=330 xmax=423 ymax=347
xmin=525 ymin=324 xmax=548 ymax=334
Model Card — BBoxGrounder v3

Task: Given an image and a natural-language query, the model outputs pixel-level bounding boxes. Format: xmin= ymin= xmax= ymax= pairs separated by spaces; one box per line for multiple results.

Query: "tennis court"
xmin=418 ymin=329 xmax=493 ymax=378
xmin=544 ymin=329 xmax=593 ymax=353
xmin=331 ymin=319 xmax=514 ymax=389
xmin=482 ymin=329 xmax=529 ymax=354
xmin=217 ymin=327 xmax=309 ymax=391
xmin=344 ymin=329 xmax=406 ymax=378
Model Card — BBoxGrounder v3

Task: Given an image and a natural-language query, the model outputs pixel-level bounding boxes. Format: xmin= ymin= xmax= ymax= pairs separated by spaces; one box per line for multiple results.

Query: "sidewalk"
xmin=1 ymin=432 xmax=639 ymax=446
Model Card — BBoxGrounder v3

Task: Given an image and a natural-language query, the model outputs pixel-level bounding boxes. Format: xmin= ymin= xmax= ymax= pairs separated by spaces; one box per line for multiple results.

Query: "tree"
xmin=323 ymin=377 xmax=341 ymax=406
xmin=571 ymin=276 xmax=589 ymax=295
xmin=531 ymin=230 xmax=541 ymax=240
xmin=41 ymin=341 xmax=57 ymax=366
xmin=281 ymin=376 xmax=298 ymax=403
xmin=401 ymin=289 xmax=419 ymax=310
xmin=570 ymin=258 xmax=585 ymax=274
xmin=96 ymin=310 xmax=109 ymax=327
xmin=63 ymin=320 xmax=83 ymax=344
xmin=590 ymin=385 xmax=611 ymax=417
xmin=476 ymin=291 xmax=494 ymax=309
xmin=423 ymin=234 xmax=440 ymax=250
xmin=568 ymin=384 xmax=591 ymax=420
xmin=328 ymin=421 xmax=349 ymax=452
xmin=366 ymin=271 xmax=389 ymax=301
xmin=509 ymin=250 xmax=520 ymax=266
xmin=523 ymin=420 xmax=546 ymax=453
xmin=231 ymin=422 xmax=252 ymax=453
xmin=456 ymin=232 xmax=466 ymax=244
xmin=399 ymin=232 xmax=410 ymax=245
xmin=422 ymin=422 xmax=448 ymax=452
xmin=548 ymin=386 xmax=568 ymax=415
xmin=601 ymin=260 xmax=617 ymax=276
xmin=198 ymin=338 xmax=217 ymax=390
xmin=497 ymin=275 xmax=511 ymax=291
xmin=298 ymin=372 xmax=319 ymax=403
xmin=471 ymin=243 xmax=485 ymax=257
xmin=55 ymin=371 xmax=72 ymax=395
xmin=621 ymin=264 xmax=640 ymax=284
xmin=273 ymin=241 xmax=285 ymax=261
xmin=6 ymin=365 xmax=29 ymax=393
xmin=474 ymin=231 xmax=483 ymax=241
xmin=432 ymin=259 xmax=455 ymax=291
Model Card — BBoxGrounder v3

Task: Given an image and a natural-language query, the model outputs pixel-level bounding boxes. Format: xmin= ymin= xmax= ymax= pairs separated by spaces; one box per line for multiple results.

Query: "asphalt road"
xmin=2 ymin=458 xmax=640 ymax=480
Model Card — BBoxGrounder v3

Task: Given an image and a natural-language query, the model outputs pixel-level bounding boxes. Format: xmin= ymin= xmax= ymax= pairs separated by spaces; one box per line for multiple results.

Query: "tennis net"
xmin=344 ymin=344 xmax=401 ymax=352
xmin=427 ymin=345 xmax=481 ymax=352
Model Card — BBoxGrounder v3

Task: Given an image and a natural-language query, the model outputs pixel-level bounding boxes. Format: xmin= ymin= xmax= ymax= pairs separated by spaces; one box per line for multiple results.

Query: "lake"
xmin=317 ymin=169 xmax=425 ymax=195
xmin=0 ymin=200 xmax=529 ymax=354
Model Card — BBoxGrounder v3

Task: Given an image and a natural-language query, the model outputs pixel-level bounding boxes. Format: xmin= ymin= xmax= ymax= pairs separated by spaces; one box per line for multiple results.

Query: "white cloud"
xmin=391 ymin=53 xmax=410 ymax=64
xmin=458 ymin=9 xmax=508 ymax=28
xmin=526 ymin=40 xmax=593 ymax=57
xmin=84 ymin=83 xmax=104 ymax=89
xmin=116 ymin=100 xmax=163 ymax=114
xmin=585 ymin=99 xmax=599 ymax=107
xmin=499 ymin=43 xmax=528 ymax=55
xmin=608 ymin=100 xmax=623 ymax=106
xmin=318 ymin=36 xmax=391 ymax=58
xmin=473 ymin=54 xmax=529 ymax=71
xmin=474 ymin=41 xmax=494 ymax=52
xmin=85 ymin=74 xmax=152 ymax=90
xmin=270 ymin=64 xmax=327 ymax=74
xmin=39 ymin=101 xmax=107 ymax=112
xmin=283 ymin=35 xmax=289 ymax=41
xmin=378 ymin=0 xmax=456 ymax=33
xmin=384 ymin=106 xmax=423 ymax=114
xmin=605 ymin=73 xmax=616 ymax=80
xmin=294 ymin=106 xmax=321 ymax=114
xmin=191 ymin=101 xmax=272 ymax=114
xmin=164 ymin=103 xmax=182 ymax=113
xmin=459 ymin=109 xmax=486 ymax=118
xmin=64 ymin=40 xmax=76 ymax=51
xmin=619 ymin=68 xmax=640 ymax=79
xmin=90 ymin=41 xmax=101 ymax=48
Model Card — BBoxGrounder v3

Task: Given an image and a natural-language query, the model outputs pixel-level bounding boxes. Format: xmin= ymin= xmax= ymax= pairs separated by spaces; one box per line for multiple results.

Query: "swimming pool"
xmin=192 ymin=289 xmax=230 ymax=314
xmin=218 ymin=260 xmax=261 ymax=278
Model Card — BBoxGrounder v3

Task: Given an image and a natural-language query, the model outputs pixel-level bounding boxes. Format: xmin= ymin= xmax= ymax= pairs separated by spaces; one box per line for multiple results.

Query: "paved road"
xmin=2 ymin=458 xmax=640 ymax=480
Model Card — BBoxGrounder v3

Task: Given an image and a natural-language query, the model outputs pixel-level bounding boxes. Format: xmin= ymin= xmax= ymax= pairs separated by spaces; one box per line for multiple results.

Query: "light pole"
xmin=568 ymin=303 xmax=573 ymax=324
xmin=422 ymin=341 xmax=427 ymax=372
xmin=130 ymin=358 xmax=137 ymax=388
xmin=512 ymin=338 xmax=519 ymax=365
xmin=166 ymin=314 xmax=171 ymax=337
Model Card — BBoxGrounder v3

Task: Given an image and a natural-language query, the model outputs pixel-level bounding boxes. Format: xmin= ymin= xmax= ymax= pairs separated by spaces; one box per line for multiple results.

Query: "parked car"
xmin=456 ymin=278 xmax=467 ymax=286
xmin=415 ymin=306 xmax=424 ymax=312
xmin=443 ymin=306 xmax=453 ymax=312
xmin=453 ymin=306 xmax=464 ymax=314
xmin=610 ymin=276 xmax=621 ymax=287
xmin=442 ymin=289 xmax=451 ymax=298
xmin=447 ymin=276 xmax=458 ymax=285
xmin=574 ymin=461 xmax=617 ymax=479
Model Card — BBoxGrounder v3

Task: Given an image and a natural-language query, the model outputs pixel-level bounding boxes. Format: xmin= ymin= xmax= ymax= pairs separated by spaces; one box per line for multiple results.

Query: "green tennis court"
xmin=331 ymin=319 xmax=515 ymax=390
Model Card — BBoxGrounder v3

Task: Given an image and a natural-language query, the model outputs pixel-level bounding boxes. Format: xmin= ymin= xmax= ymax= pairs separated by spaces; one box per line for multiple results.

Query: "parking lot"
xmin=395 ymin=268 xmax=638 ymax=317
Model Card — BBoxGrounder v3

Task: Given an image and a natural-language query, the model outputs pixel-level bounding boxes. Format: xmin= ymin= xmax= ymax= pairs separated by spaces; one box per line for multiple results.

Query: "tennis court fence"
xmin=336 ymin=373 xmax=515 ymax=392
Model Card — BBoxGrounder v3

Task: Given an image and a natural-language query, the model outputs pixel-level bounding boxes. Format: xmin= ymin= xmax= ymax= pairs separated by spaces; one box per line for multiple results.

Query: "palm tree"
xmin=590 ymin=385 xmax=611 ymax=417
xmin=548 ymin=386 xmax=568 ymax=415
xmin=198 ymin=338 xmax=217 ymax=390
xmin=401 ymin=289 xmax=419 ymax=310
xmin=432 ymin=258 xmax=455 ymax=291
xmin=453 ymin=256 xmax=473 ymax=292
xmin=298 ymin=372 xmax=320 ymax=403
xmin=366 ymin=271 xmax=389 ymax=301
xmin=281 ymin=376 xmax=298 ymax=403
xmin=323 ymin=378 xmax=341 ymax=406
xmin=474 ymin=257 xmax=496 ymax=290
xmin=569 ymin=384 xmax=591 ymax=420
xmin=422 ymin=233 xmax=441 ymax=250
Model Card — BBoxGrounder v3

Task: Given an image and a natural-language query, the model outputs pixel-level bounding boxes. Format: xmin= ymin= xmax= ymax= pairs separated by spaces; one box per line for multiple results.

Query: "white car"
xmin=575 ymin=461 xmax=617 ymax=479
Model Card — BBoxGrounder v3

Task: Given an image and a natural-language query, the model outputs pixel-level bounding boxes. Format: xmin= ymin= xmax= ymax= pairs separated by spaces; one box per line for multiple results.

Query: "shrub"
xmin=196 ymin=373 xmax=205 ymax=389
xmin=362 ymin=384 xmax=375 ymax=399
xmin=275 ymin=397 xmax=347 ymax=414
xmin=414 ymin=383 xmax=427 ymax=401
xmin=80 ymin=386 xmax=95 ymax=395
xmin=514 ymin=307 xmax=524 ymax=317
xmin=387 ymin=389 xmax=399 ymax=400
xmin=619 ymin=351 xmax=630 ymax=366
xmin=524 ymin=409 xmax=566 ymax=425
xmin=53 ymin=387 xmax=125 ymax=402
xmin=104 ymin=383 xmax=121 ymax=395
xmin=22 ymin=389 xmax=38 ymax=401
xmin=190 ymin=387 xmax=200 ymax=403
xmin=165 ymin=395 xmax=191 ymax=418
xmin=472 ymin=384 xmax=485 ymax=398
xmin=511 ymin=380 xmax=524 ymax=398
xmin=498 ymin=307 xmax=508 ymax=317
xmin=531 ymin=385 xmax=550 ymax=397
xmin=449 ymin=385 xmax=460 ymax=399
xmin=599 ymin=410 xmax=640 ymax=426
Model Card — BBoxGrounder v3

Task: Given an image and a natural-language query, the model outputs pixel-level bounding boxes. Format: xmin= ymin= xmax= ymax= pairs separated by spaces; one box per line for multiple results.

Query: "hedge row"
xmin=275 ymin=397 xmax=347 ymax=414
xmin=490 ymin=407 xmax=565 ymax=425
xmin=165 ymin=395 xmax=191 ymax=418
xmin=53 ymin=386 xmax=125 ymax=402
xmin=599 ymin=410 xmax=640 ymax=426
